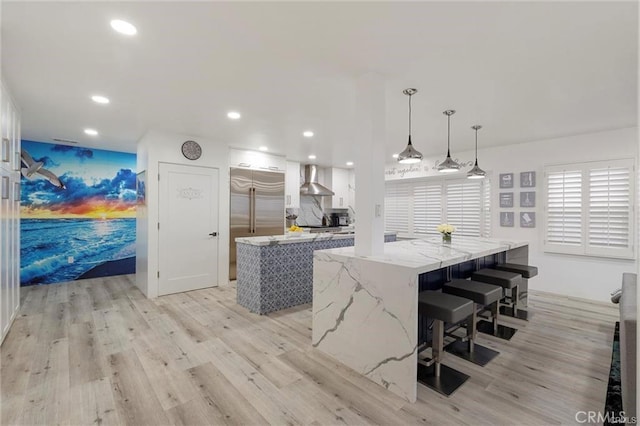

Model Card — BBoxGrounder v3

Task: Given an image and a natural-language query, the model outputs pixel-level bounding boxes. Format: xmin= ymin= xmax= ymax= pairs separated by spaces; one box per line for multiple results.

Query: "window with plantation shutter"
xmin=413 ymin=183 xmax=442 ymax=235
xmin=445 ymin=180 xmax=482 ymax=237
xmin=546 ymin=169 xmax=582 ymax=250
xmin=544 ymin=159 xmax=634 ymax=259
xmin=482 ymin=178 xmax=491 ymax=237
xmin=384 ymin=181 xmax=411 ymax=234
xmin=384 ymin=177 xmax=490 ymax=238
xmin=587 ymin=163 xmax=632 ymax=256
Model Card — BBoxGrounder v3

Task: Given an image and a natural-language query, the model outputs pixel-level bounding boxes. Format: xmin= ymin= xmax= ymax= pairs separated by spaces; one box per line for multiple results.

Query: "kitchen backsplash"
xmin=296 ymin=195 xmax=324 ymax=226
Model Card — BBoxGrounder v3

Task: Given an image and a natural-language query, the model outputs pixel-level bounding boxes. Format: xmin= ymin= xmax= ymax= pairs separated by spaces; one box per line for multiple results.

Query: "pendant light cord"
xmin=408 ymin=94 xmax=412 ymax=137
xmin=447 ymin=114 xmax=451 ymax=156
xmin=475 ymin=127 xmax=478 ymax=156
xmin=475 ymin=127 xmax=479 ymax=165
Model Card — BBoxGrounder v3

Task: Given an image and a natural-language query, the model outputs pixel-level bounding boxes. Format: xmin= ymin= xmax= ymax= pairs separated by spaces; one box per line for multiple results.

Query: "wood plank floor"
xmin=1 ymin=275 xmax=618 ymax=425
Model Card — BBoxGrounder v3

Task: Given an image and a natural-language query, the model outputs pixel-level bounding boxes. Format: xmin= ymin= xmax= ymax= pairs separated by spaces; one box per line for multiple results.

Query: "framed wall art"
xmin=520 ymin=212 xmax=536 ymax=228
xmin=500 ymin=211 xmax=514 ymax=227
xmin=520 ymin=171 xmax=536 ymax=187
xmin=499 ymin=173 xmax=514 ymax=188
xmin=520 ymin=191 xmax=535 ymax=208
xmin=500 ymin=192 xmax=514 ymax=208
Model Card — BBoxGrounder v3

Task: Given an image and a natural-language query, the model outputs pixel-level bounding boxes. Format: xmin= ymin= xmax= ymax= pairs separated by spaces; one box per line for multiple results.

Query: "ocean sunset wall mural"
xmin=20 ymin=140 xmax=136 ymax=285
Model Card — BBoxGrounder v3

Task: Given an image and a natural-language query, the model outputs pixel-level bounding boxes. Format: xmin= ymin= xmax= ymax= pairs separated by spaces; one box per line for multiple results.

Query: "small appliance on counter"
xmin=330 ymin=212 xmax=349 ymax=226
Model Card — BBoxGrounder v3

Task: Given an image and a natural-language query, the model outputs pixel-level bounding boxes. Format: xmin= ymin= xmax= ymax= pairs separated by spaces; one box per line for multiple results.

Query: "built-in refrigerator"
xmin=229 ymin=167 xmax=285 ymax=280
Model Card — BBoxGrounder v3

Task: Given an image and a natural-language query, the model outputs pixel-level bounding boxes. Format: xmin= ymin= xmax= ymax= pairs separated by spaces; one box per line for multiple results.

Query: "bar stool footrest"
xmin=499 ymin=306 xmax=532 ymax=321
xmin=444 ymin=340 xmax=500 ymax=367
xmin=417 ymin=362 xmax=470 ymax=397
xmin=476 ymin=320 xmax=518 ymax=341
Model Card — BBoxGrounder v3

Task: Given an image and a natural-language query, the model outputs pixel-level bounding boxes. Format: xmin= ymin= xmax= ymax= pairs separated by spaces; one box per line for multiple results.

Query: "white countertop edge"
xmin=236 ymin=231 xmax=397 ymax=246
xmin=312 ymin=236 xmax=528 ymax=274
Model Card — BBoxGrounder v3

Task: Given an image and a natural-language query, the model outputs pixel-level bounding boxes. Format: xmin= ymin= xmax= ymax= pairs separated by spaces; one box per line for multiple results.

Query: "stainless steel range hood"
xmin=300 ymin=164 xmax=334 ymax=196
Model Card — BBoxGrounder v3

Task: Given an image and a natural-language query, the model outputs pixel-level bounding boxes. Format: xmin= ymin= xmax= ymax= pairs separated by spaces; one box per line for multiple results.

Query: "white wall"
xmin=136 ymin=130 xmax=230 ymax=298
xmin=385 ymin=126 xmax=638 ymax=302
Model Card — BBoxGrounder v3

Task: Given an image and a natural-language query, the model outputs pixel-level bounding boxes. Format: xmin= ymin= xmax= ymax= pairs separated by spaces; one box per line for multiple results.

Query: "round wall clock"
xmin=181 ymin=140 xmax=202 ymax=160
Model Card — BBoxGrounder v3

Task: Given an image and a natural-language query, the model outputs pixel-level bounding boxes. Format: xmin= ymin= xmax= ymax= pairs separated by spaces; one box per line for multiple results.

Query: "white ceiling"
xmin=2 ymin=1 xmax=637 ymax=166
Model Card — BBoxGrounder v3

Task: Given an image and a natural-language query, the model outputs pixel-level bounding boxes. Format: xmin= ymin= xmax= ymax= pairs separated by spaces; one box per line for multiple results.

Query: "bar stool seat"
xmin=443 ymin=278 xmax=502 ymax=306
xmin=417 ymin=291 xmax=473 ymax=396
xmin=442 ymin=279 xmax=502 ymax=365
xmin=471 ymin=269 xmax=522 ymax=289
xmin=495 ymin=263 xmax=538 ymax=278
xmin=418 ymin=291 xmax=473 ymax=323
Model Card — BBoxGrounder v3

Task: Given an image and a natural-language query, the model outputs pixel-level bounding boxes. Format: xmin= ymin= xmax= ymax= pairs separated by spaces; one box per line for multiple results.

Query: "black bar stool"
xmin=417 ymin=291 xmax=474 ymax=396
xmin=471 ymin=269 xmax=522 ymax=340
xmin=442 ymin=279 xmax=502 ymax=366
xmin=494 ymin=263 xmax=538 ymax=320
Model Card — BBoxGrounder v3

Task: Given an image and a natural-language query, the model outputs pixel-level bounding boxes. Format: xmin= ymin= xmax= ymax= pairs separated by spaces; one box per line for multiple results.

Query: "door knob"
xmin=209 ymin=232 xmax=218 ymax=237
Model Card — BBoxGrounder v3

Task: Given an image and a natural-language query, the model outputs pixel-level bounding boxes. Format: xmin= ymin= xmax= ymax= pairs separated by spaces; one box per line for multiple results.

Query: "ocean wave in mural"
xmin=20 ymin=140 xmax=137 ymax=285
xmin=21 ymin=218 xmax=136 ymax=285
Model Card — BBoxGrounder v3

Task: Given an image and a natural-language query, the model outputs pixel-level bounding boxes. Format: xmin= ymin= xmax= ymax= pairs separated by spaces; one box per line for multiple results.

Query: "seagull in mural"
xmin=21 ymin=149 xmax=66 ymax=189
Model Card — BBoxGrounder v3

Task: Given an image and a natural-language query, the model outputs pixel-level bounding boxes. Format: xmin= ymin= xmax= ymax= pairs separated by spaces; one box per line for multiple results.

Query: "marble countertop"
xmin=236 ymin=231 xmax=397 ymax=246
xmin=313 ymin=235 xmax=528 ymax=274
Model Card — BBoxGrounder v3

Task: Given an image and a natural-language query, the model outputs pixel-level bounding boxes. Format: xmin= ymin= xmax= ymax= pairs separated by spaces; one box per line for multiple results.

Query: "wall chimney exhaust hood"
xmin=300 ymin=164 xmax=334 ymax=196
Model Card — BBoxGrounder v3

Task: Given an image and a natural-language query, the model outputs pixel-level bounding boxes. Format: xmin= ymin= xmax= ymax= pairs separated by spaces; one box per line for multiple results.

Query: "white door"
xmin=158 ymin=163 xmax=219 ymax=296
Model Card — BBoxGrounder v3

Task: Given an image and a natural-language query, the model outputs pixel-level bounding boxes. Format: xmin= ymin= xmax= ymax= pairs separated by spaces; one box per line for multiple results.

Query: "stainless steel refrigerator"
xmin=229 ymin=168 xmax=285 ymax=280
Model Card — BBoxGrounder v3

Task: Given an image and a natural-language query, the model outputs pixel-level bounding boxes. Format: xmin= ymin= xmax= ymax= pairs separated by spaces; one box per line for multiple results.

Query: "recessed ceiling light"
xmin=258 ymin=146 xmax=268 ymax=152
xmin=392 ymin=153 xmax=399 ymax=158
xmin=91 ymin=95 xmax=110 ymax=104
xmin=346 ymin=161 xmax=354 ymax=166
xmin=84 ymin=128 xmax=98 ymax=136
xmin=110 ymin=19 xmax=137 ymax=36
xmin=303 ymin=131 xmax=314 ymax=138
xmin=308 ymin=154 xmax=316 ymax=160
xmin=227 ymin=111 xmax=241 ymax=120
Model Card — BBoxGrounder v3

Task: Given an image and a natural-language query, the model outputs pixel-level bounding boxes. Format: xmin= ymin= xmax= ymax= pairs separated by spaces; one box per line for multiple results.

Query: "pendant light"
xmin=437 ymin=110 xmax=461 ymax=173
xmin=397 ymin=88 xmax=423 ymax=164
xmin=467 ymin=125 xmax=486 ymax=179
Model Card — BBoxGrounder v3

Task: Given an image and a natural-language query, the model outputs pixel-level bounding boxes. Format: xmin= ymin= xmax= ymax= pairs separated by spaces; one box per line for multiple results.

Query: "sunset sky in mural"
xmin=20 ymin=141 xmax=136 ymax=219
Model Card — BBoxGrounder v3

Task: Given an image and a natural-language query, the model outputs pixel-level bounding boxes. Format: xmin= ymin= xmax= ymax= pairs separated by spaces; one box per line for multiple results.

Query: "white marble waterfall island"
xmin=311 ymin=236 xmax=528 ymax=403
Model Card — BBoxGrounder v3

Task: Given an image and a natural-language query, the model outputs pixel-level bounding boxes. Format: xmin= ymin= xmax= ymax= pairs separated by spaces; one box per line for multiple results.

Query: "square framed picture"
xmin=520 ymin=171 xmax=536 ymax=188
xmin=499 ymin=192 xmax=514 ymax=208
xmin=499 ymin=173 xmax=514 ymax=188
xmin=520 ymin=212 xmax=536 ymax=228
xmin=520 ymin=191 xmax=535 ymax=208
xmin=500 ymin=212 xmax=514 ymax=227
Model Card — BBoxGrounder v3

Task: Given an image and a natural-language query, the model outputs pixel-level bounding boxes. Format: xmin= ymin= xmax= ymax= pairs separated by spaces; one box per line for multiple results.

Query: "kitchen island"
xmin=312 ymin=236 xmax=528 ymax=403
xmin=235 ymin=232 xmax=397 ymax=314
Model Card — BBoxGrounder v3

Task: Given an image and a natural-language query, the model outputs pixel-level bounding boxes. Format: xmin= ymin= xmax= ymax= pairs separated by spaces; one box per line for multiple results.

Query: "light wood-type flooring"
xmin=1 ymin=274 xmax=619 ymax=425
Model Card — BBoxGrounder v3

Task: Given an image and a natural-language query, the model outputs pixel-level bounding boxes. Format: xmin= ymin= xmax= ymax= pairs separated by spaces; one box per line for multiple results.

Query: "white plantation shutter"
xmin=413 ymin=183 xmax=442 ymax=235
xmin=587 ymin=163 xmax=632 ymax=257
xmin=445 ymin=180 xmax=482 ymax=237
xmin=544 ymin=159 xmax=634 ymax=259
xmin=384 ymin=181 xmax=411 ymax=234
xmin=385 ymin=177 xmax=489 ymax=238
xmin=482 ymin=177 xmax=491 ymax=237
xmin=546 ymin=169 xmax=583 ymax=249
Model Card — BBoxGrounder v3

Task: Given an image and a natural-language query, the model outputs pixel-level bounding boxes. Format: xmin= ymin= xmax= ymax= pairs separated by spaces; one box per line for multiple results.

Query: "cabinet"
xmin=285 ymin=161 xmax=301 ymax=208
xmin=323 ymin=167 xmax=350 ymax=209
xmin=229 ymin=148 xmax=286 ymax=172
xmin=0 ymin=81 xmax=20 ymax=345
